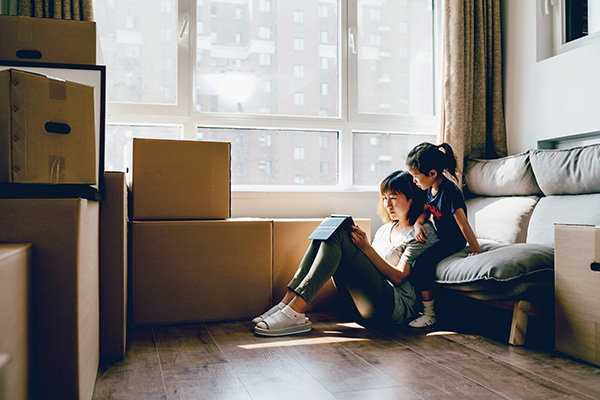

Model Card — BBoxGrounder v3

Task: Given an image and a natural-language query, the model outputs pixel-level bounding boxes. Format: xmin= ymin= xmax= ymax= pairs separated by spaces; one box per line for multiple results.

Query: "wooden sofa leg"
xmin=509 ymin=300 xmax=532 ymax=346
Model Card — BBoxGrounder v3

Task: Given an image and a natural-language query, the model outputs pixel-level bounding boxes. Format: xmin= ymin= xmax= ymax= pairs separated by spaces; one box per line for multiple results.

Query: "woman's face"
xmin=382 ymin=190 xmax=412 ymax=221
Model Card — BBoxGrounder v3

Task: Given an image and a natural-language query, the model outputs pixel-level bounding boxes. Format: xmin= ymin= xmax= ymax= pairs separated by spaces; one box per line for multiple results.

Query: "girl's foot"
xmin=408 ymin=313 xmax=437 ymax=328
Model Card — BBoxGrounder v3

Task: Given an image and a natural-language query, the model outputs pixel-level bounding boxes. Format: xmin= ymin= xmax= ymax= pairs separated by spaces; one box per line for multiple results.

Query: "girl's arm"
xmin=413 ymin=206 xmax=431 ymax=243
xmin=453 ymin=208 xmax=481 ymax=255
xmin=350 ymin=225 xmax=410 ymax=286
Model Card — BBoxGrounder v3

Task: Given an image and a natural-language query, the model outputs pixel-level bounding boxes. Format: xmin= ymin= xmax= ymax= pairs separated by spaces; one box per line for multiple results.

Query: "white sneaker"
xmin=408 ymin=313 xmax=437 ymax=328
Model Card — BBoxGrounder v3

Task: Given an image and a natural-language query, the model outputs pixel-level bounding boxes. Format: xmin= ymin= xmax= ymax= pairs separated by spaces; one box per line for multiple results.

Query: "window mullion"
xmin=179 ymin=0 xmax=194 ymax=139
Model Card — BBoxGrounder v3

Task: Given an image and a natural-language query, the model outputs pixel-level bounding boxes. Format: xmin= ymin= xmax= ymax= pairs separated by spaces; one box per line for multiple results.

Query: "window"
xmin=320 ymin=31 xmax=329 ymax=44
xmin=294 ymin=92 xmax=305 ymax=106
xmin=320 ymin=57 xmax=329 ymax=70
xmin=259 ymin=26 xmax=271 ymax=39
xmin=94 ymin=0 xmax=440 ymax=188
xmin=319 ymin=5 xmax=328 ymax=18
xmin=294 ymin=147 xmax=305 ymax=160
xmin=293 ymin=37 xmax=305 ymax=51
xmin=294 ymin=10 xmax=304 ymax=24
xmin=259 ymin=53 xmax=272 ymax=66
xmin=259 ymin=0 xmax=271 ymax=13
xmin=294 ymin=65 xmax=305 ymax=78
xmin=549 ymin=0 xmax=600 ymax=55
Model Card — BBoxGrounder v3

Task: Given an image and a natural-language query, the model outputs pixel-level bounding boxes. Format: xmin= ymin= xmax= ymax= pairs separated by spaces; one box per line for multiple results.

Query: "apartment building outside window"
xmin=94 ymin=0 xmax=440 ymax=188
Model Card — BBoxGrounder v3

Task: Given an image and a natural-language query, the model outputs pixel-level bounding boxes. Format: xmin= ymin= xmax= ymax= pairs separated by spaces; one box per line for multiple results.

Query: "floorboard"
xmin=93 ymin=311 xmax=600 ymax=400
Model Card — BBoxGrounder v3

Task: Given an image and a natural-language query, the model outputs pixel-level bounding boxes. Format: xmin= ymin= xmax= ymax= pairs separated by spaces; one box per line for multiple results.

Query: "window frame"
xmin=551 ymin=0 xmax=600 ymax=55
xmin=101 ymin=0 xmax=443 ymax=191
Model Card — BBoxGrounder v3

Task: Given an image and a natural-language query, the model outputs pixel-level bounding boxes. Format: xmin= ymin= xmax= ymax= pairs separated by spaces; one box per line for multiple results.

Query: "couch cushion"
xmin=526 ymin=193 xmax=600 ymax=247
xmin=530 ymin=144 xmax=600 ymax=195
xmin=435 ymin=241 xmax=554 ymax=286
xmin=466 ymin=196 xmax=540 ymax=244
xmin=465 ymin=151 xmax=542 ymax=196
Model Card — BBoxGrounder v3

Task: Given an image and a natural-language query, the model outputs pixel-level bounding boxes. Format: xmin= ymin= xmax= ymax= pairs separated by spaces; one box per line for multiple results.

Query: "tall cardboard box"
xmin=99 ymin=172 xmax=128 ymax=362
xmin=0 ymin=69 xmax=97 ymax=185
xmin=126 ymin=138 xmax=231 ymax=220
xmin=555 ymin=224 xmax=600 ymax=366
xmin=0 ymin=16 xmax=96 ymax=65
xmin=272 ymin=218 xmax=371 ymax=311
xmin=0 ymin=354 xmax=9 ymax=400
xmin=132 ymin=219 xmax=271 ymax=325
xmin=0 ymin=199 xmax=99 ymax=400
xmin=0 ymin=244 xmax=31 ymax=400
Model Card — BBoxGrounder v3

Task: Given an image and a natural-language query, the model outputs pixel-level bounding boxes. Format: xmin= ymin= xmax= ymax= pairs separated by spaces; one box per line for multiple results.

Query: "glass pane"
xmin=357 ymin=0 xmax=434 ymax=116
xmin=197 ymin=127 xmax=338 ymax=185
xmin=105 ymin=125 xmax=183 ymax=171
xmin=195 ymin=1 xmax=339 ymax=117
xmin=352 ymin=131 xmax=436 ymax=186
xmin=93 ymin=0 xmax=178 ymax=104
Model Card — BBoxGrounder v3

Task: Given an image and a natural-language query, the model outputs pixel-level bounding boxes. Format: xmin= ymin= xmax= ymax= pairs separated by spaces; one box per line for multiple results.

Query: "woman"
xmin=253 ymin=170 xmax=438 ymax=336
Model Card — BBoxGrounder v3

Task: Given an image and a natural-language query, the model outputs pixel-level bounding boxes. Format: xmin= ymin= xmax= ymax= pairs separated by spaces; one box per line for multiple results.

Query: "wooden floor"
xmin=93 ymin=306 xmax=600 ymax=400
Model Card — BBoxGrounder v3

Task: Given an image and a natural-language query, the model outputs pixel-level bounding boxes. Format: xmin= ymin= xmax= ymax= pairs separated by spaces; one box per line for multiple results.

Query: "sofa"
xmin=433 ymin=142 xmax=600 ymax=345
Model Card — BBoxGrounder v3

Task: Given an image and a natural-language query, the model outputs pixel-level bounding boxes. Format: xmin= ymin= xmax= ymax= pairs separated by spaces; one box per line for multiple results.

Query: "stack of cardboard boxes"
xmin=127 ymin=138 xmax=371 ymax=326
xmin=0 ymin=15 xmax=102 ymax=400
xmin=128 ymin=138 xmax=273 ymax=325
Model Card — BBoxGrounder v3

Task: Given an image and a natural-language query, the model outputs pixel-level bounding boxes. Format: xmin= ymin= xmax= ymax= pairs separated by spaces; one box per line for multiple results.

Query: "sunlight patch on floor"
xmin=426 ymin=331 xmax=458 ymax=336
xmin=238 ymin=336 xmax=371 ymax=349
xmin=335 ymin=322 xmax=365 ymax=329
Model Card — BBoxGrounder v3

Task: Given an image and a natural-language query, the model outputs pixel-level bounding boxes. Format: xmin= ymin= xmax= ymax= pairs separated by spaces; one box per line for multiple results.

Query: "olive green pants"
xmin=287 ymin=229 xmax=395 ymax=322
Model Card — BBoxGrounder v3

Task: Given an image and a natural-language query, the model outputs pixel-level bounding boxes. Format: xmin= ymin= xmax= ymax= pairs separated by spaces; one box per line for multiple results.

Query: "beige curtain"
xmin=442 ymin=0 xmax=507 ymax=181
xmin=17 ymin=0 xmax=93 ymax=21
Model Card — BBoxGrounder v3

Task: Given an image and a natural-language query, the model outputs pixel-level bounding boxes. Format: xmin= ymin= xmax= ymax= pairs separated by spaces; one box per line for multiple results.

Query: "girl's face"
xmin=382 ymin=190 xmax=411 ymax=221
xmin=408 ymin=167 xmax=436 ymax=191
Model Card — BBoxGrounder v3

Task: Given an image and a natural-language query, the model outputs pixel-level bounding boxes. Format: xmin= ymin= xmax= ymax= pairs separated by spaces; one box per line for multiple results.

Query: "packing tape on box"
xmin=49 ymin=156 xmax=66 ymax=184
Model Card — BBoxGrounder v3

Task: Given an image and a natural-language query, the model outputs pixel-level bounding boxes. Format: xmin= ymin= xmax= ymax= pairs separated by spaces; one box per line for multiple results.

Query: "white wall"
xmin=502 ymin=0 xmax=600 ymax=153
xmin=231 ymin=190 xmax=383 ymax=235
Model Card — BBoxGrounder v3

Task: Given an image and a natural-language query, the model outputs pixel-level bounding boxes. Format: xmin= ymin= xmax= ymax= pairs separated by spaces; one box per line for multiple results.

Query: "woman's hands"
xmin=350 ymin=225 xmax=370 ymax=251
xmin=351 ymin=223 xmax=409 ymax=286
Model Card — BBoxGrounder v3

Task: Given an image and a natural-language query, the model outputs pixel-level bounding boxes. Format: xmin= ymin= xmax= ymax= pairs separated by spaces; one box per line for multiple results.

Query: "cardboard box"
xmin=0 ymin=244 xmax=31 ymax=400
xmin=0 ymin=16 xmax=96 ymax=65
xmin=99 ymin=172 xmax=128 ymax=362
xmin=555 ymin=224 xmax=600 ymax=366
xmin=0 ymin=354 xmax=9 ymax=400
xmin=0 ymin=69 xmax=96 ymax=185
xmin=272 ymin=218 xmax=371 ymax=311
xmin=0 ymin=199 xmax=99 ymax=400
xmin=126 ymin=138 xmax=231 ymax=220
xmin=131 ymin=219 xmax=271 ymax=325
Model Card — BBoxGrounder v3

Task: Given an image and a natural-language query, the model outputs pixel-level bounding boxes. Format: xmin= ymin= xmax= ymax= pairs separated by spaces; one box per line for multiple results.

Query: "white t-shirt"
xmin=371 ymin=221 xmax=438 ymax=267
xmin=370 ymin=221 xmax=438 ymax=324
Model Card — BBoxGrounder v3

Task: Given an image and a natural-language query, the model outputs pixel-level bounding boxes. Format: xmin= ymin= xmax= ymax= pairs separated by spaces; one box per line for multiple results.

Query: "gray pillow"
xmin=526 ymin=193 xmax=600 ymax=247
xmin=466 ymin=196 xmax=540 ymax=244
xmin=435 ymin=241 xmax=554 ymax=284
xmin=530 ymin=144 xmax=600 ymax=195
xmin=465 ymin=151 xmax=541 ymax=196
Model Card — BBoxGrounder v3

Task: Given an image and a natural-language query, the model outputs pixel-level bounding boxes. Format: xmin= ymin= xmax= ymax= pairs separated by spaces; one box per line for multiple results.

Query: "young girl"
xmin=252 ymin=170 xmax=439 ymax=336
xmin=406 ymin=142 xmax=481 ymax=328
